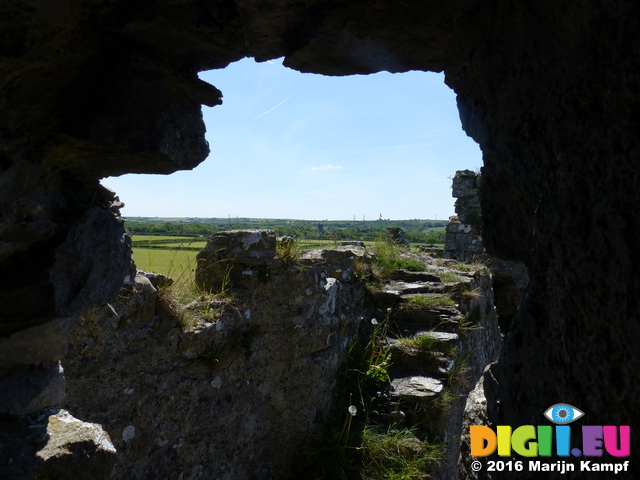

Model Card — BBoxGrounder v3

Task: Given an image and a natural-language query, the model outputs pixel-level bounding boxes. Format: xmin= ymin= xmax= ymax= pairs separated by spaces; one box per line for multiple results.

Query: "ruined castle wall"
xmin=445 ymin=170 xmax=484 ymax=260
xmin=63 ymin=231 xmax=366 ymax=480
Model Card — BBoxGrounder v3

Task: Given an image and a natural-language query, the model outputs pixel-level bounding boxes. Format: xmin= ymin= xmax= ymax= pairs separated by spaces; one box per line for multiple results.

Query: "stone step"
xmin=387 ymin=333 xmax=458 ymax=378
xmin=393 ymin=303 xmax=462 ymax=328
xmin=388 ymin=331 xmax=460 ymax=350
xmin=380 ymin=280 xmax=444 ymax=296
xmin=419 ymin=330 xmax=458 ymax=342
xmin=395 ymin=318 xmax=460 ymax=335
xmin=388 ymin=269 xmax=441 ymax=283
xmin=390 ymin=375 xmax=443 ymax=398
xmin=388 ymin=345 xmax=453 ymax=381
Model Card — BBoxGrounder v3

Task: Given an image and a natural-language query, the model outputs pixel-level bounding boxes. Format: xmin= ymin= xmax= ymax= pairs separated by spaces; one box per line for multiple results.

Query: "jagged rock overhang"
xmin=2 ymin=2 xmax=640 ymax=478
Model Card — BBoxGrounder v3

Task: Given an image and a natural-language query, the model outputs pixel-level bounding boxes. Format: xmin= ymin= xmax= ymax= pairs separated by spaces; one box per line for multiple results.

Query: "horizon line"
xmin=122 ymin=216 xmax=448 ymax=222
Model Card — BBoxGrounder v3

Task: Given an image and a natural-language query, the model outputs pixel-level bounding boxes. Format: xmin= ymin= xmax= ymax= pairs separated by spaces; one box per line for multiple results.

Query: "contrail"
xmin=254 ymin=92 xmax=299 ymax=119
xmin=254 ymin=80 xmax=315 ymax=119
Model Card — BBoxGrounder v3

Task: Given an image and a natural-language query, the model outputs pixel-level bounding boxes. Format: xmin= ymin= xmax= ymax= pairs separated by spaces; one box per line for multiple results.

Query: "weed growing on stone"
xmin=398 ymin=333 xmax=458 ymax=357
xmin=372 ymin=240 xmax=425 ymax=279
xmin=439 ymin=271 xmax=464 ymax=283
xmin=344 ymin=312 xmax=392 ymax=412
xmin=175 ymin=287 xmax=237 ymax=331
xmin=353 ymin=257 xmax=372 ymax=281
xmin=156 ymin=284 xmax=179 ymax=319
xmin=459 ymin=307 xmax=484 ymax=331
xmin=432 ymin=258 xmax=452 ymax=268
xmin=295 ymin=311 xmax=393 ymax=478
xmin=276 ymin=236 xmax=303 ymax=265
xmin=446 ymin=354 xmax=470 ymax=392
xmin=404 ymin=294 xmax=455 ymax=308
xmin=456 ymin=262 xmax=486 ymax=273
xmin=460 ymin=288 xmax=482 ymax=302
xmin=412 ymin=355 xmax=470 ymax=434
xmin=360 ymin=425 xmax=444 ymax=480
xmin=297 ymin=308 xmax=445 ymax=478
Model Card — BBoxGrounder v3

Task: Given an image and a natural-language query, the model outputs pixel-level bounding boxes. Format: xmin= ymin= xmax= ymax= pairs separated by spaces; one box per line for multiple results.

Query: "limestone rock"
xmin=195 ymin=230 xmax=277 ymax=292
xmin=386 ymin=226 xmax=408 ymax=246
xmin=391 ymin=376 xmax=444 ymax=397
xmin=33 ymin=410 xmax=116 ymax=479
xmin=0 ymin=409 xmax=116 ymax=480
xmin=340 ymin=240 xmax=365 ymax=247
xmin=138 ymin=270 xmax=174 ymax=289
xmin=64 ymin=243 xmax=366 ymax=479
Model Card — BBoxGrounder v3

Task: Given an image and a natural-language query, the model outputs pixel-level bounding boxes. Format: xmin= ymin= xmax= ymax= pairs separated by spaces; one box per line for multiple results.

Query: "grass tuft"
xmin=398 ymin=333 xmax=458 ymax=357
xmin=460 ymin=288 xmax=482 ymax=302
xmin=360 ymin=426 xmax=444 ymax=480
xmin=276 ymin=236 xmax=303 ymax=264
xmin=405 ymin=294 xmax=455 ymax=308
xmin=439 ymin=271 xmax=464 ymax=283
xmin=372 ymin=241 xmax=426 ymax=279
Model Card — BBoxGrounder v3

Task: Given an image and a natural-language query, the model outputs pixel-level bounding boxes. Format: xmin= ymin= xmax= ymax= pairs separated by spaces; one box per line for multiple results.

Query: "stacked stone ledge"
xmin=444 ymin=170 xmax=529 ymax=336
xmin=444 ymin=170 xmax=483 ymax=260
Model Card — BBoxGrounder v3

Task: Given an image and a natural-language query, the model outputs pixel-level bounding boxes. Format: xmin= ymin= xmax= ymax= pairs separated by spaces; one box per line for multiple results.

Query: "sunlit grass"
xmin=405 ymin=295 xmax=455 ymax=308
xmin=132 ymin=247 xmax=197 ymax=293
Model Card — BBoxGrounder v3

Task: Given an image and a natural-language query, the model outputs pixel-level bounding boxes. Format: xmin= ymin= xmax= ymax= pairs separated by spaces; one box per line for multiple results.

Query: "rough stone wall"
xmin=445 ymin=170 xmax=483 ymax=260
xmin=445 ymin=170 xmax=528 ymax=333
xmin=439 ymin=271 xmax=502 ymax=480
xmin=445 ymin=6 xmax=640 ymax=477
xmin=63 ymin=231 xmax=365 ymax=480
xmin=2 ymin=2 xmax=640 ymax=478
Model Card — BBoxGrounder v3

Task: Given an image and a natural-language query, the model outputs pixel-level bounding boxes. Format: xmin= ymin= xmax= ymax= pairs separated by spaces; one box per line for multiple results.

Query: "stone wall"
xmin=445 ymin=170 xmax=529 ymax=333
xmin=62 ymin=231 xmax=508 ymax=479
xmin=445 ymin=170 xmax=484 ymax=260
xmin=63 ymin=231 xmax=366 ymax=480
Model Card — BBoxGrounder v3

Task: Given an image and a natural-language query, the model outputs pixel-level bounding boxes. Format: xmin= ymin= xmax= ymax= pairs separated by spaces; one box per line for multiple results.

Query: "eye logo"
xmin=544 ymin=404 xmax=584 ymax=424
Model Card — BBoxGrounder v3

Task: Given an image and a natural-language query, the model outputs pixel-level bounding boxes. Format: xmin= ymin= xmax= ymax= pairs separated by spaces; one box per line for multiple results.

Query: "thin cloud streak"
xmin=254 ymin=92 xmax=299 ymax=119
xmin=254 ymin=79 xmax=316 ymax=119
xmin=311 ymin=164 xmax=342 ymax=171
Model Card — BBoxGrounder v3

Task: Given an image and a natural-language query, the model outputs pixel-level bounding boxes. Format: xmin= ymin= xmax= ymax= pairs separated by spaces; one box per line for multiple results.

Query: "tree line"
xmin=124 ymin=217 xmax=447 ymax=245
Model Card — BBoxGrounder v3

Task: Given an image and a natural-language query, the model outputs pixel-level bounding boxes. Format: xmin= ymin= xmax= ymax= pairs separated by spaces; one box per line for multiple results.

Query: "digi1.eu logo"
xmin=544 ymin=404 xmax=585 ymax=424
xmin=468 ymin=403 xmax=631 ymax=474
xmin=469 ymin=403 xmax=631 ymax=458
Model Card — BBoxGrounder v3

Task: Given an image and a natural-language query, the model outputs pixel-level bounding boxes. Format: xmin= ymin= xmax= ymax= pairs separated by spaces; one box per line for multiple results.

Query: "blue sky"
xmin=101 ymin=58 xmax=481 ymax=220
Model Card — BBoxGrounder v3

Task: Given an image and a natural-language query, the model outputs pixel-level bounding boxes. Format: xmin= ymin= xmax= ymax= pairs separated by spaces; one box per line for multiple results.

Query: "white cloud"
xmin=311 ymin=163 xmax=342 ymax=171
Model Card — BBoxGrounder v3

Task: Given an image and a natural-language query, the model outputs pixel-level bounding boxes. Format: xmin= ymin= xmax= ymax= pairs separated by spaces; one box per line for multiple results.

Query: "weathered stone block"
xmin=195 ymin=230 xmax=277 ymax=292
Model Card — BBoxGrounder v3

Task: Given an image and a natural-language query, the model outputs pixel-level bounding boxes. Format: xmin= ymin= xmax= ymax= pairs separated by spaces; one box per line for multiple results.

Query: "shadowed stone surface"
xmin=64 ymin=246 xmax=365 ymax=479
xmin=2 ymin=1 xmax=640 ymax=478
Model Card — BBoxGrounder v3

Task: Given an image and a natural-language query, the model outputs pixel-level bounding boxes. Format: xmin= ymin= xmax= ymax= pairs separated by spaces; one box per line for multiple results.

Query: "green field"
xmin=131 ymin=230 xmax=444 ymax=286
xmin=132 ymin=235 xmax=207 ymax=250
xmin=133 ymin=247 xmax=197 ymax=280
xmin=131 ymin=236 xmax=339 ymax=278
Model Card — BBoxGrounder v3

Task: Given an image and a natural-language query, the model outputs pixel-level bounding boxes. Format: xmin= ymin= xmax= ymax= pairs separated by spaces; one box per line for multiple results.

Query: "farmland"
xmin=128 ymin=217 xmax=447 ymax=281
